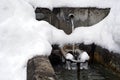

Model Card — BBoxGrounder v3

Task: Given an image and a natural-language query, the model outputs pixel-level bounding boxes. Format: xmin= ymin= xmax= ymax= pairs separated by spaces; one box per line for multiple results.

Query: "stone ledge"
xmin=27 ymin=56 xmax=56 ymax=80
xmin=94 ymin=46 xmax=120 ymax=76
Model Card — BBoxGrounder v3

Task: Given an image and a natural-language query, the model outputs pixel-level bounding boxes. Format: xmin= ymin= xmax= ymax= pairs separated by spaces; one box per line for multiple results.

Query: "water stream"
xmin=69 ymin=14 xmax=75 ymax=53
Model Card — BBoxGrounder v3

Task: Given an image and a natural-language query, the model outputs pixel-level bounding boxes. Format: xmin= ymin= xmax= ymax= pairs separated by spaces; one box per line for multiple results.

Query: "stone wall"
xmin=27 ymin=56 xmax=56 ymax=80
xmin=35 ymin=8 xmax=60 ymax=29
xmin=94 ymin=46 xmax=120 ymax=76
xmin=35 ymin=7 xmax=110 ymax=34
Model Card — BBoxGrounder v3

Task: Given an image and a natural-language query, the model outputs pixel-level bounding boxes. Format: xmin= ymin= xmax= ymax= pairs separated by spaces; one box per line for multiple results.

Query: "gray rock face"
xmin=95 ymin=46 xmax=120 ymax=75
xmin=35 ymin=8 xmax=110 ymax=34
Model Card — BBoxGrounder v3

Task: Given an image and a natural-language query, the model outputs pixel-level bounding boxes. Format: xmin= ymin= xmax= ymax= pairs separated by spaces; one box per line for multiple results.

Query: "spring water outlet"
xmin=68 ymin=13 xmax=74 ymax=19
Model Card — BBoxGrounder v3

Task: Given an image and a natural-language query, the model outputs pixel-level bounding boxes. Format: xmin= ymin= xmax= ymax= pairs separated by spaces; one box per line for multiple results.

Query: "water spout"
xmin=68 ymin=14 xmax=74 ymax=32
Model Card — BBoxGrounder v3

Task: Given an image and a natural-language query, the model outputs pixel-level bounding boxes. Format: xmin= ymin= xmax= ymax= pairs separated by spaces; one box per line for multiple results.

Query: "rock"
xmin=27 ymin=56 xmax=56 ymax=80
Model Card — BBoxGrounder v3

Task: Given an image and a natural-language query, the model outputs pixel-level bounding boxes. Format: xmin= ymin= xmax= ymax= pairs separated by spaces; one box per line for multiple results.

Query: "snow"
xmin=65 ymin=53 xmax=74 ymax=60
xmin=79 ymin=52 xmax=90 ymax=62
xmin=0 ymin=0 xmax=120 ymax=80
xmin=0 ymin=0 xmax=64 ymax=80
xmin=75 ymin=49 xmax=89 ymax=62
xmin=69 ymin=4 xmax=120 ymax=53
xmin=26 ymin=0 xmax=115 ymax=10
xmin=26 ymin=0 xmax=53 ymax=10
xmin=52 ymin=0 xmax=113 ymax=8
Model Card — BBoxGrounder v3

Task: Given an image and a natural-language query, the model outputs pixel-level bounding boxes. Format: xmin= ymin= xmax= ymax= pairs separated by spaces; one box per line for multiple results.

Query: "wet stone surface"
xmin=27 ymin=56 xmax=56 ymax=80
xmin=54 ymin=64 xmax=120 ymax=80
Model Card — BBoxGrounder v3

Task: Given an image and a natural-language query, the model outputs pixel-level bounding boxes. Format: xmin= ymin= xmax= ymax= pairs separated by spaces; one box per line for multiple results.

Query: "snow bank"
xmin=0 ymin=0 xmax=120 ymax=80
xmin=0 ymin=0 xmax=67 ymax=80
xmin=69 ymin=3 xmax=120 ymax=53
xmin=26 ymin=0 xmax=116 ymax=10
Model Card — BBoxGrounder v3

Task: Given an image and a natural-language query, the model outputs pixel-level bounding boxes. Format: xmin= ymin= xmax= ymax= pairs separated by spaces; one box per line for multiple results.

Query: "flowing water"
xmin=70 ymin=16 xmax=75 ymax=54
xmin=54 ymin=64 xmax=120 ymax=80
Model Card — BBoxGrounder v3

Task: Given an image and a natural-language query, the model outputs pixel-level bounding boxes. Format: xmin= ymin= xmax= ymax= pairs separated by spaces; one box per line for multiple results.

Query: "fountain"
xmin=33 ymin=7 xmax=120 ymax=80
xmin=57 ymin=13 xmax=90 ymax=80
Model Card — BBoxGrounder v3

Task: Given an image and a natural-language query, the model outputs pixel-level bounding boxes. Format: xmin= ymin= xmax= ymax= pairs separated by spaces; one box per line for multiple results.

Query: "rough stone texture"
xmin=94 ymin=46 xmax=120 ymax=76
xmin=35 ymin=7 xmax=110 ymax=34
xmin=35 ymin=8 xmax=60 ymax=29
xmin=88 ymin=8 xmax=110 ymax=26
xmin=27 ymin=56 xmax=56 ymax=80
xmin=54 ymin=8 xmax=110 ymax=34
